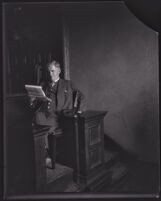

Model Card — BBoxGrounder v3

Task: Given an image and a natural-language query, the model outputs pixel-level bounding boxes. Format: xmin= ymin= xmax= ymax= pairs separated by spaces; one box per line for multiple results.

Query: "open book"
xmin=25 ymin=85 xmax=51 ymax=101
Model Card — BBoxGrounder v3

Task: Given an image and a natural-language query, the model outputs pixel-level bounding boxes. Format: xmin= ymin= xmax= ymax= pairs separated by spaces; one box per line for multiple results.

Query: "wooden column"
xmin=77 ymin=111 xmax=107 ymax=187
xmin=33 ymin=126 xmax=49 ymax=192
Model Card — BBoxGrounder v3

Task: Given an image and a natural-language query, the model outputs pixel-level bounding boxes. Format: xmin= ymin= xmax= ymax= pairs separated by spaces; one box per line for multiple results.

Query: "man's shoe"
xmin=46 ymin=157 xmax=53 ymax=169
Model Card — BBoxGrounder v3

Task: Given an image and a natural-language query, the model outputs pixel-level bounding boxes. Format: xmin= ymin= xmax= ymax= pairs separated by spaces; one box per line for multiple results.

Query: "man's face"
xmin=48 ymin=65 xmax=61 ymax=82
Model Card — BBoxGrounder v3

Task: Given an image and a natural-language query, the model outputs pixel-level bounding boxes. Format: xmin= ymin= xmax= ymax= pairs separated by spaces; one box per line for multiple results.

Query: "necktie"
xmin=48 ymin=82 xmax=58 ymax=110
xmin=51 ymin=82 xmax=56 ymax=87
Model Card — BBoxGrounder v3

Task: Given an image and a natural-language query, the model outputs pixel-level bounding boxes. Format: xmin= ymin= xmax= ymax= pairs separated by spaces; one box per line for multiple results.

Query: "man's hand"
xmin=43 ymin=97 xmax=52 ymax=102
xmin=29 ymin=96 xmax=52 ymax=107
xmin=29 ymin=96 xmax=36 ymax=106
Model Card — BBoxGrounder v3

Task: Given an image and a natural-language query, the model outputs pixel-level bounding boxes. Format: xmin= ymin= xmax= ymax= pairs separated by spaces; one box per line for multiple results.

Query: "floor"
xmin=99 ymin=159 xmax=160 ymax=195
xmin=99 ymin=135 xmax=160 ymax=195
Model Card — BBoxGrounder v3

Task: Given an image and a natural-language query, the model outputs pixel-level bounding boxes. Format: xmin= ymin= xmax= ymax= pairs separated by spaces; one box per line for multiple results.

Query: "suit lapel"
xmin=57 ymin=79 xmax=66 ymax=110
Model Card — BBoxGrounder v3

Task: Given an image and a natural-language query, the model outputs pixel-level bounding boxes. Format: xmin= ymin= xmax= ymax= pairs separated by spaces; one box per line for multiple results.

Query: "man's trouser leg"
xmin=48 ymin=133 xmax=56 ymax=169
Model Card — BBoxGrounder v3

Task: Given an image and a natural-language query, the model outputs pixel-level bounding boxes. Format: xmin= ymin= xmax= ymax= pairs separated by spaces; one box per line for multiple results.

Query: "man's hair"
xmin=47 ymin=60 xmax=61 ymax=69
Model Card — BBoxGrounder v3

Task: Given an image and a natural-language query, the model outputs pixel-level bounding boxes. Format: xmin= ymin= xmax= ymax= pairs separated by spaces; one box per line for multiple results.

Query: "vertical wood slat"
xmin=7 ymin=54 xmax=11 ymax=94
xmin=37 ymin=53 xmax=41 ymax=64
xmin=15 ymin=55 xmax=20 ymax=94
xmin=21 ymin=55 xmax=27 ymax=92
xmin=35 ymin=64 xmax=42 ymax=85
xmin=33 ymin=55 xmax=36 ymax=66
xmin=62 ymin=17 xmax=70 ymax=80
xmin=13 ymin=55 xmax=17 ymax=93
xmin=33 ymin=127 xmax=50 ymax=193
xmin=48 ymin=52 xmax=52 ymax=63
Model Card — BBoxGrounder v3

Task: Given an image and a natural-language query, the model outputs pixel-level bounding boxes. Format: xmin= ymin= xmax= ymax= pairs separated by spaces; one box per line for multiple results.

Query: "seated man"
xmin=30 ymin=60 xmax=86 ymax=168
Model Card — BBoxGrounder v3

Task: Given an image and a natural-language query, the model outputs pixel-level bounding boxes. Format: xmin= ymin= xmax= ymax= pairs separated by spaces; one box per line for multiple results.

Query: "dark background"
xmin=1 ymin=0 xmax=161 ymax=199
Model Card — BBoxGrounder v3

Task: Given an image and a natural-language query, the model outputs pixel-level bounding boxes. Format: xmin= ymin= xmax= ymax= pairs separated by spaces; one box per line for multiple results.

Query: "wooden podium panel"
xmin=78 ymin=111 xmax=107 ymax=186
xmin=57 ymin=110 xmax=107 ymax=187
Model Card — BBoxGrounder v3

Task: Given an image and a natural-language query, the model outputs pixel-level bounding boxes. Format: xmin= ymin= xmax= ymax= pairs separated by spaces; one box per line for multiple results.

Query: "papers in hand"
xmin=25 ymin=85 xmax=51 ymax=102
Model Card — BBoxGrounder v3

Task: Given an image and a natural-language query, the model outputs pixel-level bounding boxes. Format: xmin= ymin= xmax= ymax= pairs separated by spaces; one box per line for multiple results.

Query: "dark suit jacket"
xmin=33 ymin=79 xmax=85 ymax=130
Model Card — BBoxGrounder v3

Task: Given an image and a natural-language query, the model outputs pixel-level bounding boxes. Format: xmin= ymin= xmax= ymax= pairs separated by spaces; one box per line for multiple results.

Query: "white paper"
xmin=25 ymin=85 xmax=46 ymax=98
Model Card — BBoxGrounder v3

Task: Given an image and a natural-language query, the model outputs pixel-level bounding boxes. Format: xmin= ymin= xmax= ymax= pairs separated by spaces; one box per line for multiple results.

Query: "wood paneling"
xmin=5 ymin=96 xmax=35 ymax=195
xmin=4 ymin=4 xmax=64 ymax=96
xmin=6 ymin=52 xmax=57 ymax=96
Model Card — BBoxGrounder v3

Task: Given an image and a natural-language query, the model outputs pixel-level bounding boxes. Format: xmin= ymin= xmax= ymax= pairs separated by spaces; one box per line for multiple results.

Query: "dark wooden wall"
xmin=5 ymin=3 xmax=63 ymax=96
xmin=6 ymin=96 xmax=35 ymax=195
xmin=4 ymin=4 xmax=64 ymax=195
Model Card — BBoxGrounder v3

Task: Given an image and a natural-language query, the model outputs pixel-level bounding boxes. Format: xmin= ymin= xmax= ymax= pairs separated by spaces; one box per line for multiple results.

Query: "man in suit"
xmin=30 ymin=60 xmax=85 ymax=168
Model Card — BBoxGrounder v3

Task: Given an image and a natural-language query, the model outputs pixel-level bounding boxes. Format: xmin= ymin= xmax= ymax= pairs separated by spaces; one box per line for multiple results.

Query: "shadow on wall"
xmin=69 ymin=2 xmax=159 ymax=163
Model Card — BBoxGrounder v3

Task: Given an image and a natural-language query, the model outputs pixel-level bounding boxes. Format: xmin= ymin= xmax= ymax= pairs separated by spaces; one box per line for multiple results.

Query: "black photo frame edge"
xmin=1 ymin=0 xmax=161 ymax=200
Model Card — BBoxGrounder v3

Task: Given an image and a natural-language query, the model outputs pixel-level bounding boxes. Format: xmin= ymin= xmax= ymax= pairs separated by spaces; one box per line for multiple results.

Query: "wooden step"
xmin=104 ymin=149 xmax=120 ymax=167
xmin=64 ymin=181 xmax=85 ymax=192
xmin=44 ymin=150 xmax=129 ymax=193
xmin=87 ymin=168 xmax=112 ymax=192
xmin=98 ymin=161 xmax=129 ymax=193
xmin=45 ymin=163 xmax=73 ymax=192
xmin=110 ymin=161 xmax=129 ymax=185
xmin=104 ymin=149 xmax=130 ymax=184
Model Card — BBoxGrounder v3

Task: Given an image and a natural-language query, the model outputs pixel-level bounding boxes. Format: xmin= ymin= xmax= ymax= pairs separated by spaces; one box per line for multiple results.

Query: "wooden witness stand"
xmin=33 ymin=110 xmax=107 ymax=192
